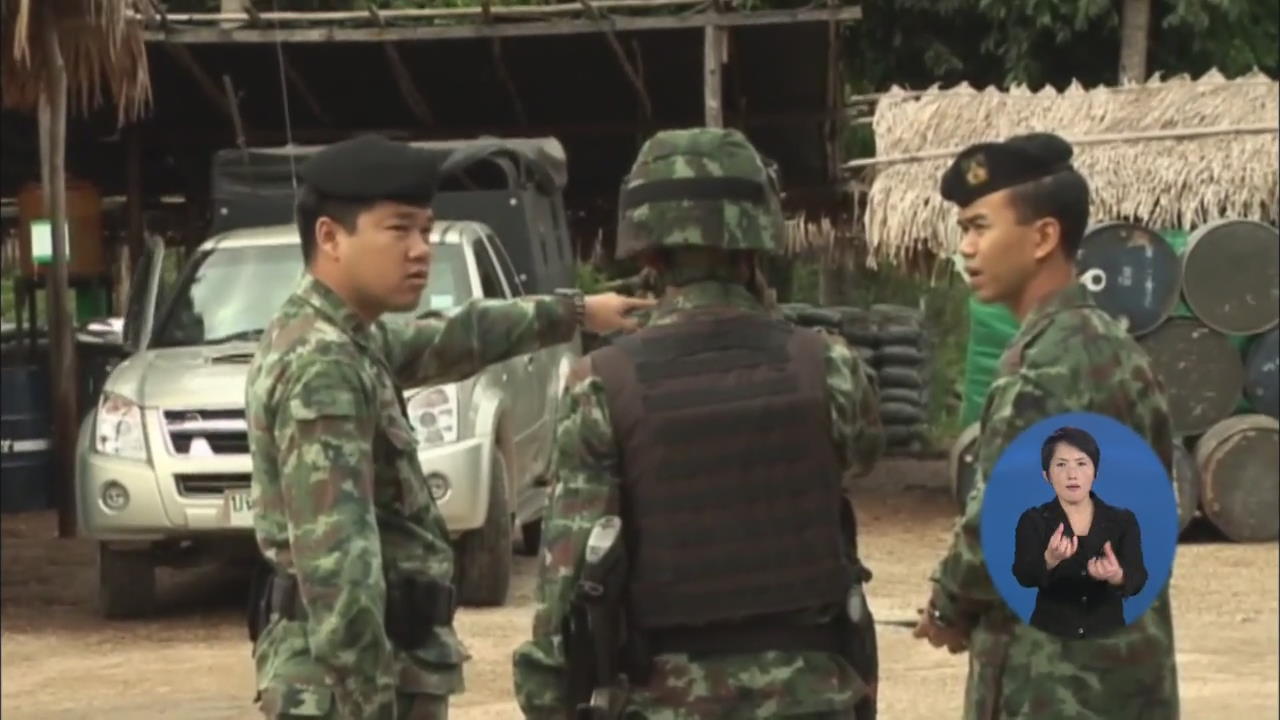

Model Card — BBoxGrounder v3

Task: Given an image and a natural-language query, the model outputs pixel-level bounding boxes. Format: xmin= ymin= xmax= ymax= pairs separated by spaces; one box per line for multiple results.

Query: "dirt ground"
xmin=3 ymin=460 xmax=1276 ymax=720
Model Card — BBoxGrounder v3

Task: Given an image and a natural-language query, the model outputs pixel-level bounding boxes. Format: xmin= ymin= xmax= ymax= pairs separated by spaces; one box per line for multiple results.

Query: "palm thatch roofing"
xmin=859 ymin=70 xmax=1279 ymax=269
xmin=0 ymin=0 xmax=151 ymax=125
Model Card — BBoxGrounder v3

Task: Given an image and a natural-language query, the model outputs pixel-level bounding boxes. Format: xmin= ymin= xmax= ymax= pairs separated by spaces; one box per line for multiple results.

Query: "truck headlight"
xmin=94 ymin=392 xmax=147 ymax=461
xmin=406 ymin=384 xmax=459 ymax=447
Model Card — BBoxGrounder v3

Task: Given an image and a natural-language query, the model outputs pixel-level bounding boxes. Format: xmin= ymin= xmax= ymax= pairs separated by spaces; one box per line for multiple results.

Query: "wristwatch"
xmin=927 ymin=602 xmax=953 ymax=629
xmin=554 ymin=288 xmax=586 ymax=328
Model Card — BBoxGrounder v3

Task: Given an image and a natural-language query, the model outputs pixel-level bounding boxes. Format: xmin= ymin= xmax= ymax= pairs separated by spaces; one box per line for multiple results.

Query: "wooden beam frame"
xmin=490 ymin=38 xmax=528 ymax=128
xmin=144 ymin=6 xmax=863 ymax=44
xmin=382 ymin=42 xmax=435 ymax=127
xmin=280 ymin=50 xmax=336 ymax=127
xmin=163 ymin=43 xmax=235 ymax=119
xmin=579 ymin=0 xmax=653 ymax=124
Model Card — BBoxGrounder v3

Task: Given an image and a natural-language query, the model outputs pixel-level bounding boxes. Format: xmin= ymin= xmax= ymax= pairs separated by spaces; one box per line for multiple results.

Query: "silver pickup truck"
xmin=77 ymin=220 xmax=578 ymax=617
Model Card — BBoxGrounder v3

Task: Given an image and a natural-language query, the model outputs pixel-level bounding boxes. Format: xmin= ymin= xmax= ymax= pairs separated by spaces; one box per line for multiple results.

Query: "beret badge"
xmin=965 ymin=155 xmax=989 ymax=187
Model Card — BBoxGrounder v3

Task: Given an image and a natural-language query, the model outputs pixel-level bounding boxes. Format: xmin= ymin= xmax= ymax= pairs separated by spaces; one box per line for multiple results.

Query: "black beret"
xmin=939 ymin=132 xmax=1076 ymax=207
xmin=298 ymin=134 xmax=439 ymax=205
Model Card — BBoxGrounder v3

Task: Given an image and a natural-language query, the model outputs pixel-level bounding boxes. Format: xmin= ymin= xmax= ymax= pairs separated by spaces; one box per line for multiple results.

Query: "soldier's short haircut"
xmin=1007 ymin=169 xmax=1091 ymax=259
xmin=1041 ymin=425 xmax=1101 ymax=474
xmin=294 ymin=185 xmax=381 ymax=265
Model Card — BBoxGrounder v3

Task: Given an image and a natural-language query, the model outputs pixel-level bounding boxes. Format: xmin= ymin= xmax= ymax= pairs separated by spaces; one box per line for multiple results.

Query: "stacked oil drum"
xmin=952 ymin=220 xmax=1278 ymax=542
xmin=779 ymin=303 xmax=933 ymax=456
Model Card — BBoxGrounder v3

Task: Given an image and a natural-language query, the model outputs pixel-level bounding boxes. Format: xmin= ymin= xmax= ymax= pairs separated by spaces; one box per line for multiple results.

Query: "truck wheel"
xmin=518 ymin=518 xmax=542 ymax=557
xmin=455 ymin=453 xmax=512 ymax=607
xmin=97 ymin=543 xmax=157 ymax=619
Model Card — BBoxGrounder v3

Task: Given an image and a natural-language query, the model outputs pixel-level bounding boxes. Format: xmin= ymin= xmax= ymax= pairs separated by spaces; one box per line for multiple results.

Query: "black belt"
xmin=647 ymin=620 xmax=844 ymax=658
xmin=266 ymin=572 xmax=457 ymax=651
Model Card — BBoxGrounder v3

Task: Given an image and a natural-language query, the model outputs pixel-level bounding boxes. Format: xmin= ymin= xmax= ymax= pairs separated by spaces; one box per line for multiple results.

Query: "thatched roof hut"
xmin=1 ymin=0 xmax=151 ymax=124
xmin=859 ymin=70 xmax=1279 ymax=269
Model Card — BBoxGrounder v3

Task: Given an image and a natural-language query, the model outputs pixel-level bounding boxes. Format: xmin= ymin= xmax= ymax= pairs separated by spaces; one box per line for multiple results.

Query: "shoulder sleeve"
xmin=824 ymin=334 xmax=884 ymax=485
xmin=276 ymin=358 xmax=397 ymax=715
xmin=381 ymin=296 xmax=577 ymax=388
xmin=513 ymin=372 xmax=620 ymax=718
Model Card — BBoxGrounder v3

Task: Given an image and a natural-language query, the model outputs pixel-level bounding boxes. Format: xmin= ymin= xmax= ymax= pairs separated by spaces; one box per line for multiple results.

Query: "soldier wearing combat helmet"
xmin=512 ymin=127 xmax=885 ymax=719
xmin=244 ymin=134 xmax=651 ymax=720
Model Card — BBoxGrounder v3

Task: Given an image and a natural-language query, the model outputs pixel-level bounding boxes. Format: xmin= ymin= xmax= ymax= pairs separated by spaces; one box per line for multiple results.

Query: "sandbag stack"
xmin=780 ymin=302 xmax=934 ymax=455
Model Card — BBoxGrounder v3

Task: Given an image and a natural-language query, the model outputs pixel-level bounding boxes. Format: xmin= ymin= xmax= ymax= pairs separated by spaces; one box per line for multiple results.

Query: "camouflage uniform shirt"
xmin=247 ymin=274 xmax=576 ymax=718
xmin=512 ymin=280 xmax=885 ymax=719
xmin=931 ymin=281 xmax=1180 ymax=720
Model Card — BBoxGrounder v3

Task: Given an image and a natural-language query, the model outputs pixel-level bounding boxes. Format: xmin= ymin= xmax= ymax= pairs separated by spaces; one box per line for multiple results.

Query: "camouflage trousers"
xmin=269 ymin=692 xmax=447 ymax=720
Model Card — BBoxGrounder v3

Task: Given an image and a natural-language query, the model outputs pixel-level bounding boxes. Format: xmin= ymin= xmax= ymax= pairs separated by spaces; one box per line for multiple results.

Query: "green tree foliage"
xmin=844 ymin=0 xmax=1278 ymax=93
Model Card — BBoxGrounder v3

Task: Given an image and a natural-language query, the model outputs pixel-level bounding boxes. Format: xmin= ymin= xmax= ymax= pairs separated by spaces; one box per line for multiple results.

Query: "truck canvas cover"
xmin=208 ymin=137 xmax=573 ymax=294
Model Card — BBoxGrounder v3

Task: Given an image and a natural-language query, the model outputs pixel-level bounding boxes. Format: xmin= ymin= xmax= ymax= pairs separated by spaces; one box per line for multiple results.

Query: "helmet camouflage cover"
xmin=615 ymin=127 xmax=785 ymax=260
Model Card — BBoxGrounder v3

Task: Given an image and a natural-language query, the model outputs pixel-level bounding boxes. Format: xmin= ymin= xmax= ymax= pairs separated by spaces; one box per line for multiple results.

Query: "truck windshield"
xmin=151 ymin=242 xmax=472 ymax=348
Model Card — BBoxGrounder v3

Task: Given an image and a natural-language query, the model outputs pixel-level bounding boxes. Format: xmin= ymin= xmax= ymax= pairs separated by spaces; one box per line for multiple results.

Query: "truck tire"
xmin=455 ymin=452 xmax=512 ymax=607
xmin=97 ymin=543 xmax=157 ymax=619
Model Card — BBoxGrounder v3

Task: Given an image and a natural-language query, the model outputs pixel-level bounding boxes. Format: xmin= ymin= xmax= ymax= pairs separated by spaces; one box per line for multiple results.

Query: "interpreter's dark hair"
xmin=1041 ymin=426 xmax=1101 ymax=474
xmin=1007 ymin=169 xmax=1091 ymax=259
xmin=294 ymin=185 xmax=380 ymax=265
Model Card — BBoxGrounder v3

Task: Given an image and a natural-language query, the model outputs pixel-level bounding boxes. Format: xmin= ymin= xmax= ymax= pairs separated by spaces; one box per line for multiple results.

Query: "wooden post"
xmin=40 ymin=8 xmax=80 ymax=539
xmin=126 ymin=125 xmax=144 ymax=273
xmin=703 ymin=23 xmax=725 ymax=127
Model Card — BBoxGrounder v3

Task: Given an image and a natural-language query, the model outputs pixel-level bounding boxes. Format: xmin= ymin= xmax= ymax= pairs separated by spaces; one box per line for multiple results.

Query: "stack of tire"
xmin=779 ymin=302 xmax=933 ymax=456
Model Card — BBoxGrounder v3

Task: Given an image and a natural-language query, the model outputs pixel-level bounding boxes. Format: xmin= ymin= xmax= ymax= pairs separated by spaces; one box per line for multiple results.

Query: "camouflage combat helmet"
xmin=615 ymin=127 xmax=785 ymax=260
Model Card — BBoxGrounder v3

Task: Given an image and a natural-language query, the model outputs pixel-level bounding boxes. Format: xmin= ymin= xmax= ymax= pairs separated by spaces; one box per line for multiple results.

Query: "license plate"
xmin=220 ymin=489 xmax=255 ymax=527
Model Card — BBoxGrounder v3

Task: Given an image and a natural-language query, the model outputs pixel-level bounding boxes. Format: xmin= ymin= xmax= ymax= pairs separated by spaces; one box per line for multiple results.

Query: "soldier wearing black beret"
xmin=912 ymin=132 xmax=1181 ymax=720
xmin=246 ymin=134 xmax=655 ymax=720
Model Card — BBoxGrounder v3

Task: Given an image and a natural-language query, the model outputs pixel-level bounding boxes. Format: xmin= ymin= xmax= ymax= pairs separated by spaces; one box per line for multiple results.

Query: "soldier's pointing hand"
xmin=585 ymin=292 xmax=658 ymax=333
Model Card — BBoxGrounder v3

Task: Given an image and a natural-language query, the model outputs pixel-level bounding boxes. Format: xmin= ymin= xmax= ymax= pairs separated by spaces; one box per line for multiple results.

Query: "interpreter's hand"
xmin=911 ymin=607 xmax=969 ymax=654
xmin=1087 ymin=541 xmax=1125 ymax=587
xmin=583 ymin=292 xmax=657 ymax=334
xmin=1044 ymin=522 xmax=1078 ymax=571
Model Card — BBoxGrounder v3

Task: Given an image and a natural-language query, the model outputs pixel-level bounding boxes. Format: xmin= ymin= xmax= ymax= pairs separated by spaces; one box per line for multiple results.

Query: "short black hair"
xmin=1006 ymin=169 xmax=1090 ymax=259
xmin=1041 ymin=426 xmax=1101 ymax=474
xmin=294 ymin=184 xmax=381 ymax=265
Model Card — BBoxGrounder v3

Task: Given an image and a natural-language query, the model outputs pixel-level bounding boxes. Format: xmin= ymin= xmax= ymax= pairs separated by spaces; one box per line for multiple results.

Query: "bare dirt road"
xmin=3 ymin=461 xmax=1276 ymax=719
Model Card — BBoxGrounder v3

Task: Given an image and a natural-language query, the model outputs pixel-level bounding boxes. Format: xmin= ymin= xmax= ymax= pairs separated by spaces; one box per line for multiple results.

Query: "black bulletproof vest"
xmin=591 ymin=309 xmax=853 ymax=630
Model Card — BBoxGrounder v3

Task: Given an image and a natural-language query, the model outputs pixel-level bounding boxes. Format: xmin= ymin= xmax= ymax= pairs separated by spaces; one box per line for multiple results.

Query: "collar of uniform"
xmin=650 ymin=281 xmax=763 ymax=325
xmin=295 ymin=273 xmax=373 ymax=340
xmin=1014 ymin=280 xmax=1095 ymax=344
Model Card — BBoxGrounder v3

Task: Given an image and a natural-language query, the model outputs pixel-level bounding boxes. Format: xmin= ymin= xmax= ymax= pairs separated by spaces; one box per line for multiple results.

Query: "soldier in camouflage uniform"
xmin=912 ymin=132 xmax=1180 ymax=719
xmin=245 ymin=134 xmax=653 ymax=720
xmin=512 ymin=128 xmax=885 ymax=719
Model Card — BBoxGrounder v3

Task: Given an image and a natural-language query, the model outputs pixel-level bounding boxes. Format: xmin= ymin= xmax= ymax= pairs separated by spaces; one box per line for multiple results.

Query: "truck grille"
xmin=174 ymin=473 xmax=251 ymax=498
xmin=162 ymin=409 xmax=250 ymax=456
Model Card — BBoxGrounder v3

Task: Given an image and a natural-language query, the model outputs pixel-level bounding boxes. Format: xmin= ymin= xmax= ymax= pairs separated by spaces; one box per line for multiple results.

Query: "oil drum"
xmin=1076 ymin=222 xmax=1182 ymax=336
xmin=1193 ymin=414 xmax=1279 ymax=543
xmin=1182 ymin=220 xmax=1280 ymax=335
xmin=1139 ymin=318 xmax=1245 ymax=436
xmin=1244 ymin=328 xmax=1279 ymax=420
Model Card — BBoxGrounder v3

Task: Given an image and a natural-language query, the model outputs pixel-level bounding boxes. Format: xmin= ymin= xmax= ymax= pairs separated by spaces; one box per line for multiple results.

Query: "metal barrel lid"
xmin=1139 ymin=318 xmax=1245 ymax=436
xmin=1193 ymin=414 xmax=1280 ymax=543
xmin=1245 ymin=328 xmax=1279 ymax=420
xmin=948 ymin=422 xmax=982 ymax=514
xmin=1076 ymin=222 xmax=1182 ymax=336
xmin=1170 ymin=441 xmax=1200 ymax=534
xmin=1181 ymin=219 xmax=1280 ymax=335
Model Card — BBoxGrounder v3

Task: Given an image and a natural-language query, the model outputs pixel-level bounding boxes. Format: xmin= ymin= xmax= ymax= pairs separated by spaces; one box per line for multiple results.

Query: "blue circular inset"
xmin=980 ymin=411 xmax=1179 ymax=628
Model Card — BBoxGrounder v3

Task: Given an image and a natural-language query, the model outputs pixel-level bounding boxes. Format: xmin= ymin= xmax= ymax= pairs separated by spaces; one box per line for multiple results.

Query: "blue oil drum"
xmin=1245 ymin=328 xmax=1279 ymax=420
xmin=1 ymin=364 xmax=54 ymax=513
xmin=1076 ymin=222 xmax=1182 ymax=336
